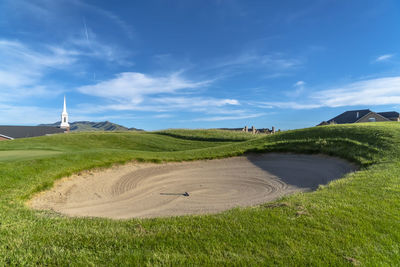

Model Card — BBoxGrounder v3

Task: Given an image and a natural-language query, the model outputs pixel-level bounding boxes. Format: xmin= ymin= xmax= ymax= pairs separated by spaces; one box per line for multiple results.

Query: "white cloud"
xmin=0 ymin=104 xmax=60 ymax=125
xmin=222 ymin=99 xmax=240 ymax=105
xmin=78 ymin=72 xmax=212 ymax=104
xmin=74 ymin=97 xmax=240 ymax=114
xmin=152 ymin=97 xmax=239 ymax=108
xmin=314 ymin=76 xmax=400 ymax=107
xmin=261 ymin=54 xmax=301 ymax=69
xmin=70 ymin=0 xmax=135 ymax=40
xmin=256 ymin=101 xmax=321 ymax=110
xmin=375 ymin=54 xmax=394 ymax=62
xmin=258 ymin=76 xmax=400 ymax=109
xmin=211 ymin=52 xmax=301 ymax=71
xmin=153 ymin=114 xmax=174 ymax=119
xmin=0 ymin=37 xmax=132 ymax=103
xmin=282 ymin=80 xmax=306 ymax=98
xmin=0 ymin=40 xmax=77 ymax=70
xmin=9 ymin=0 xmax=135 ymax=40
xmin=4 ymin=1 xmax=133 ymax=66
xmin=193 ymin=113 xmax=264 ymax=122
xmin=263 ymin=72 xmax=291 ymax=79
xmin=0 ymin=40 xmax=76 ymax=101
xmin=292 ymin=80 xmax=306 ymax=96
xmin=203 ymin=51 xmax=303 ymax=83
xmin=67 ymin=28 xmax=132 ymax=66
xmin=0 ymin=35 xmax=132 ymax=123
xmin=0 ymin=70 xmax=35 ymax=88
xmin=77 ymin=72 xmax=242 ymax=114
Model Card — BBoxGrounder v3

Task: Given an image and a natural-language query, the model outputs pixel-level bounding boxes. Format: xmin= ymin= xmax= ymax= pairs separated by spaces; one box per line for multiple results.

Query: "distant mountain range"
xmin=38 ymin=121 xmax=143 ymax=132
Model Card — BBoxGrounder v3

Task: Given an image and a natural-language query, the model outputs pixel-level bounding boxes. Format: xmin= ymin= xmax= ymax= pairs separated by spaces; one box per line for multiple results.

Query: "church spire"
xmin=63 ymin=95 xmax=67 ymax=113
xmin=60 ymin=95 xmax=70 ymax=129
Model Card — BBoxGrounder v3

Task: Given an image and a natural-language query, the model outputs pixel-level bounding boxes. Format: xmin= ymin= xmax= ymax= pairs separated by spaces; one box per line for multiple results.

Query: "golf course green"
xmin=0 ymin=123 xmax=399 ymax=265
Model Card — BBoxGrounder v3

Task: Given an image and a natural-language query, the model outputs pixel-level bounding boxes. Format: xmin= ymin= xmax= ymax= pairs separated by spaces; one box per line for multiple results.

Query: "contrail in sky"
xmin=83 ymin=17 xmax=89 ymax=42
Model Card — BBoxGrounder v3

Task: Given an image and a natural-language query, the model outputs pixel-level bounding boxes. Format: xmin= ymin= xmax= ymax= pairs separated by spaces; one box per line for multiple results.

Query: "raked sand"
xmin=29 ymin=153 xmax=357 ymax=219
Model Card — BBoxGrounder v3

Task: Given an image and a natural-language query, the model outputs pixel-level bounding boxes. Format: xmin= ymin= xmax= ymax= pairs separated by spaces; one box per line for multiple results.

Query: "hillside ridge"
xmin=38 ymin=121 xmax=143 ymax=132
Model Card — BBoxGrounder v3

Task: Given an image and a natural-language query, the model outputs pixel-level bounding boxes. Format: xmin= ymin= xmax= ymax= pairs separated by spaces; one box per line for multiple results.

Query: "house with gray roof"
xmin=377 ymin=111 xmax=400 ymax=121
xmin=318 ymin=109 xmax=400 ymax=126
xmin=0 ymin=126 xmax=66 ymax=140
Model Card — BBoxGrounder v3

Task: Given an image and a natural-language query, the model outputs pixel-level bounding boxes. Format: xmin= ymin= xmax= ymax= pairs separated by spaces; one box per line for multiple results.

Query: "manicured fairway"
xmin=0 ymin=124 xmax=399 ymax=265
xmin=0 ymin=150 xmax=62 ymax=162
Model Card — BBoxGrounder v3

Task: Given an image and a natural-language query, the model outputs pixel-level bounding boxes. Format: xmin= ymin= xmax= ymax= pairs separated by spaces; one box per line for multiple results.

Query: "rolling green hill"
xmin=0 ymin=123 xmax=399 ymax=265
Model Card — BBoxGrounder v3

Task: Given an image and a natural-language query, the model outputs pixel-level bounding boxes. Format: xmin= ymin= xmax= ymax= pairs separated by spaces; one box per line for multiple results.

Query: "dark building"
xmin=0 ymin=126 xmax=65 ymax=140
xmin=318 ymin=109 xmax=400 ymax=126
xmin=377 ymin=111 xmax=400 ymax=121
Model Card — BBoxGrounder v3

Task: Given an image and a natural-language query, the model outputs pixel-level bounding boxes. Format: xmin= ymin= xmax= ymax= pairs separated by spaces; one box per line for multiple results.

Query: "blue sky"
xmin=0 ymin=0 xmax=399 ymax=130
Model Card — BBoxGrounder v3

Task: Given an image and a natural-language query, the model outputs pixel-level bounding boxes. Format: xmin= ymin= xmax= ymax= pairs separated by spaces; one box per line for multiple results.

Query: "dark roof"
xmin=0 ymin=126 xmax=65 ymax=139
xmin=327 ymin=109 xmax=372 ymax=124
xmin=0 ymin=134 xmax=13 ymax=140
xmin=377 ymin=111 xmax=400 ymax=119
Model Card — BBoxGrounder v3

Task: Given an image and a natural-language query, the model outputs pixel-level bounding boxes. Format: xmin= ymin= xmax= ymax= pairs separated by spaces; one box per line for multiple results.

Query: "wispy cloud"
xmin=257 ymin=76 xmax=400 ymax=109
xmin=210 ymin=51 xmax=302 ymax=71
xmin=6 ymin=0 xmax=53 ymax=20
xmin=289 ymin=80 xmax=306 ymax=97
xmin=0 ymin=40 xmax=77 ymax=101
xmin=193 ymin=113 xmax=264 ymax=122
xmin=152 ymin=97 xmax=239 ymax=108
xmin=67 ymin=27 xmax=132 ymax=66
xmin=0 ymin=37 xmax=131 ymax=106
xmin=284 ymin=1 xmax=328 ymax=24
xmin=71 ymin=0 xmax=135 ymax=40
xmin=199 ymin=51 xmax=303 ymax=84
xmin=11 ymin=0 xmax=135 ymax=40
xmin=375 ymin=54 xmax=394 ymax=62
xmin=77 ymin=95 xmax=241 ymax=114
xmin=77 ymin=71 xmax=241 ymax=114
xmin=82 ymin=17 xmax=90 ymax=42
xmin=294 ymin=80 xmax=305 ymax=87
xmin=314 ymin=76 xmax=400 ymax=107
xmin=99 ymin=98 xmax=240 ymax=113
xmin=4 ymin=0 xmax=133 ymax=66
xmin=153 ymin=114 xmax=174 ymax=119
xmin=78 ymin=72 xmax=211 ymax=104
xmin=255 ymin=101 xmax=321 ymax=110
xmin=0 ymin=104 xmax=60 ymax=125
xmin=0 ymin=40 xmax=77 ymax=69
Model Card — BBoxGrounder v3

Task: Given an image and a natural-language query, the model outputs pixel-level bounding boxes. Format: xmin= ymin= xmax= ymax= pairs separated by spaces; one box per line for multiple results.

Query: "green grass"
xmin=0 ymin=131 xmax=233 ymax=152
xmin=156 ymin=128 xmax=260 ymax=141
xmin=0 ymin=124 xmax=399 ymax=265
xmin=0 ymin=150 xmax=62 ymax=162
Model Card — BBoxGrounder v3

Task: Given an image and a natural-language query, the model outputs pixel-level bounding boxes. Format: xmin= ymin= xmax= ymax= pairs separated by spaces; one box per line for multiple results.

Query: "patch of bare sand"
xmin=29 ymin=153 xmax=357 ymax=219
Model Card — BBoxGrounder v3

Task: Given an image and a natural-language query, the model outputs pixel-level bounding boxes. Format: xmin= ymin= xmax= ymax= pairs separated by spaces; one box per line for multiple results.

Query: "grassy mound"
xmin=0 ymin=123 xmax=399 ymax=265
xmin=0 ymin=150 xmax=62 ymax=162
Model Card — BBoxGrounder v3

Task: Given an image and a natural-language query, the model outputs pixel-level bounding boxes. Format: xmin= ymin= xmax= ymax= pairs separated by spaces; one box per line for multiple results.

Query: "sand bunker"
xmin=30 ymin=153 xmax=356 ymax=219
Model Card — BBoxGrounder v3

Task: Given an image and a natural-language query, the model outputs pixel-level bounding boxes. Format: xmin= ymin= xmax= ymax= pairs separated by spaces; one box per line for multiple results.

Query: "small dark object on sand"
xmin=160 ymin=192 xmax=190 ymax=197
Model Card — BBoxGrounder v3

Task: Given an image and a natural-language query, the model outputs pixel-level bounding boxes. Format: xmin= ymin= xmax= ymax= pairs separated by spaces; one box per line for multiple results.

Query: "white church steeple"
xmin=60 ymin=95 xmax=70 ymax=129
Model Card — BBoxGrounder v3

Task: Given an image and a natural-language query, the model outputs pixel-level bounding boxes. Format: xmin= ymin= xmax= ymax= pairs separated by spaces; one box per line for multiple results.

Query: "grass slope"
xmin=0 ymin=150 xmax=62 ymax=162
xmin=0 ymin=123 xmax=399 ymax=265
